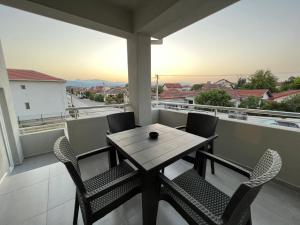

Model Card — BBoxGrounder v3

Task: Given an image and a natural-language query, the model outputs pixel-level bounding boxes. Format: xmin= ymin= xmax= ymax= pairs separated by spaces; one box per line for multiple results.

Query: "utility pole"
xmin=155 ymin=74 xmax=159 ymax=106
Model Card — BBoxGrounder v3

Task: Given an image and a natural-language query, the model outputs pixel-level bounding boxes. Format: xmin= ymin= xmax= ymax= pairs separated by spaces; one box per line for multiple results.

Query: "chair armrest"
xmin=77 ymin=146 xmax=114 ymax=160
xmin=197 ymin=151 xmax=251 ymax=178
xmin=106 ymin=130 xmax=111 ymax=135
xmin=85 ymin=170 xmax=140 ymax=201
xmin=159 ymin=174 xmax=222 ymax=225
xmin=206 ymin=134 xmax=218 ymax=143
xmin=135 ymin=124 xmax=141 ymax=127
xmin=175 ymin=125 xmax=186 ymax=130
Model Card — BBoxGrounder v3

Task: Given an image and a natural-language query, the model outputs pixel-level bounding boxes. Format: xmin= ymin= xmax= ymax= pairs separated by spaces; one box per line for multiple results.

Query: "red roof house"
xmin=7 ymin=69 xmax=65 ymax=82
xmin=163 ymin=83 xmax=182 ymax=90
xmin=269 ymin=90 xmax=300 ymax=102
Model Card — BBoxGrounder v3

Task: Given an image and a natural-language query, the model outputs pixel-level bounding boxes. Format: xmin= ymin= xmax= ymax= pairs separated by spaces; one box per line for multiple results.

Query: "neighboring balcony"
xmin=0 ymin=105 xmax=299 ymax=225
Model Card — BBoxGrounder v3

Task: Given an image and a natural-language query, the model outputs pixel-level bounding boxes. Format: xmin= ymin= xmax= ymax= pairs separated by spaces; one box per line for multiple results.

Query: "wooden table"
xmin=107 ymin=123 xmax=208 ymax=225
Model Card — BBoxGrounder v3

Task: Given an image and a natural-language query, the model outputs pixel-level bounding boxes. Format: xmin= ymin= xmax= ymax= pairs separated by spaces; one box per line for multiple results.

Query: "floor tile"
xmin=21 ymin=213 xmax=47 ymax=225
xmin=0 ymin=181 xmax=48 ymax=225
xmin=0 ymin=166 xmax=49 ymax=195
xmin=49 ymin=162 xmax=68 ymax=178
xmin=47 ymin=174 xmax=75 ymax=209
xmin=47 ymin=199 xmax=83 ymax=225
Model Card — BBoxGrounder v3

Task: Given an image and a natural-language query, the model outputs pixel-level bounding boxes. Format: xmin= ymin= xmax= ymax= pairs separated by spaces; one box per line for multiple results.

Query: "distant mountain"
xmin=66 ymin=80 xmax=126 ymax=88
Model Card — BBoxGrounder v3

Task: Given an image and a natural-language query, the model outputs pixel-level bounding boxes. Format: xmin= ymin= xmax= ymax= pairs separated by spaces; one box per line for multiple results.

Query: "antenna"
xmin=155 ymin=74 xmax=159 ymax=106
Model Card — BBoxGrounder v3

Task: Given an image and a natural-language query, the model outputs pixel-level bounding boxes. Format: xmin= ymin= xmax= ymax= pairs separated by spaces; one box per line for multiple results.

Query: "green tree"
xmin=94 ymin=94 xmax=104 ymax=102
xmin=89 ymin=93 xmax=95 ymax=100
xmin=115 ymin=93 xmax=124 ymax=104
xmin=151 ymin=85 xmax=163 ymax=94
xmin=235 ymin=78 xmax=247 ymax=89
xmin=283 ymin=94 xmax=300 ymax=112
xmin=239 ymin=96 xmax=261 ymax=109
xmin=247 ymin=70 xmax=278 ymax=92
xmin=292 ymin=77 xmax=300 ymax=90
xmin=84 ymin=91 xmax=91 ymax=99
xmin=191 ymin=84 xmax=203 ymax=91
xmin=280 ymin=76 xmax=296 ymax=91
xmin=194 ymin=89 xmax=234 ymax=107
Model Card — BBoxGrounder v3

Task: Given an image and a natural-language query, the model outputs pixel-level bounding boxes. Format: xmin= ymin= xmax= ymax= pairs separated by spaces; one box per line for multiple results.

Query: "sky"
xmin=0 ymin=0 xmax=299 ymax=83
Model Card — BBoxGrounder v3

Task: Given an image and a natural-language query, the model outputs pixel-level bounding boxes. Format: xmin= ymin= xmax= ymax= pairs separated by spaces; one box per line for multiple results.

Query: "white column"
xmin=127 ymin=33 xmax=152 ymax=125
xmin=0 ymin=40 xmax=23 ymax=167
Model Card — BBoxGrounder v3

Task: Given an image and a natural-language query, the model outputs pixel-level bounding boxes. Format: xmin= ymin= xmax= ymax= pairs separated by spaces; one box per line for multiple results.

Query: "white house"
xmin=8 ymin=69 xmax=67 ymax=120
xmin=214 ymin=79 xmax=234 ymax=88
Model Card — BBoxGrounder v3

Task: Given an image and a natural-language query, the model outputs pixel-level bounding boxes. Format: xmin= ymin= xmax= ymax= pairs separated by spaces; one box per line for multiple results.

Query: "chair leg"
xmin=161 ymin=168 xmax=165 ymax=174
xmin=73 ymin=194 xmax=79 ymax=225
xmin=109 ymin=149 xmax=117 ymax=168
xmin=209 ymin=143 xmax=215 ymax=175
xmin=246 ymin=217 xmax=252 ymax=225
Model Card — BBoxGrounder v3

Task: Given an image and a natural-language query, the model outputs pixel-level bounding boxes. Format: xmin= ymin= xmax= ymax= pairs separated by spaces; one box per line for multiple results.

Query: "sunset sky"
xmin=0 ymin=0 xmax=299 ymax=83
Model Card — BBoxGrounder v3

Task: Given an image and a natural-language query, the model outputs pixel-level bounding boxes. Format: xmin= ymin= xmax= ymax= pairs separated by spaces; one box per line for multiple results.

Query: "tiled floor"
xmin=0 ymin=152 xmax=299 ymax=225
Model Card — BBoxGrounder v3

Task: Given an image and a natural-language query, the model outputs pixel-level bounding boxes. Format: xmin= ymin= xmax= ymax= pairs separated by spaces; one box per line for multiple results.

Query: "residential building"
xmin=228 ymin=89 xmax=272 ymax=107
xmin=163 ymin=83 xmax=182 ymax=91
xmin=8 ymin=69 xmax=67 ymax=120
xmin=270 ymin=90 xmax=300 ymax=102
xmin=158 ymin=89 xmax=197 ymax=103
xmin=215 ymin=79 xmax=234 ymax=88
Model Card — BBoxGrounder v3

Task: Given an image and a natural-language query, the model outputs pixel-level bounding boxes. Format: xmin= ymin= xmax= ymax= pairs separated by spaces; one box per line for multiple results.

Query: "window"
xmin=20 ymin=85 xmax=26 ymax=89
xmin=25 ymin=102 xmax=30 ymax=110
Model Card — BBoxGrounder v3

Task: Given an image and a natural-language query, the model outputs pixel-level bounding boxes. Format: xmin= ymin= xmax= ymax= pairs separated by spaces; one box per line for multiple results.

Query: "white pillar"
xmin=127 ymin=33 xmax=152 ymax=125
xmin=0 ymin=40 xmax=23 ymax=167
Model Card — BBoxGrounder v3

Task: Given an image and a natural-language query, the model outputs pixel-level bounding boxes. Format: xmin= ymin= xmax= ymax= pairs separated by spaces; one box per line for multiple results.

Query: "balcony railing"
xmin=154 ymin=101 xmax=300 ymax=119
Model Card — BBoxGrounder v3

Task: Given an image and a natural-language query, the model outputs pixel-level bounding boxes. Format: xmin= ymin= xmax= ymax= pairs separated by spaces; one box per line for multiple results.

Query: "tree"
xmin=292 ymin=77 xmax=300 ymax=90
xmin=191 ymin=84 xmax=203 ymax=91
xmin=279 ymin=76 xmax=297 ymax=91
xmin=94 ymin=94 xmax=104 ymax=102
xmin=246 ymin=70 xmax=278 ymax=92
xmin=194 ymin=89 xmax=234 ymax=107
xmin=235 ymin=78 xmax=247 ymax=89
xmin=239 ymin=96 xmax=261 ymax=109
xmin=262 ymin=94 xmax=300 ymax=112
xmin=84 ymin=91 xmax=91 ymax=99
xmin=89 ymin=93 xmax=95 ymax=100
xmin=151 ymin=85 xmax=163 ymax=94
xmin=115 ymin=93 xmax=124 ymax=104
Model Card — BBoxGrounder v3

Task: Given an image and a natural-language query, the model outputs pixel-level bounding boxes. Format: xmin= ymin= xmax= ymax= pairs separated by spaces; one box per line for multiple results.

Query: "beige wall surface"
xmin=66 ymin=116 xmax=110 ymax=155
xmin=20 ymin=128 xmax=65 ymax=158
xmin=158 ymin=109 xmax=300 ymax=189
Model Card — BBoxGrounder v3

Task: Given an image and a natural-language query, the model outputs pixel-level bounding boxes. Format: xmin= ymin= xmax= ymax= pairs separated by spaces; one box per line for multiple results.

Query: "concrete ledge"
xmin=20 ymin=128 xmax=65 ymax=158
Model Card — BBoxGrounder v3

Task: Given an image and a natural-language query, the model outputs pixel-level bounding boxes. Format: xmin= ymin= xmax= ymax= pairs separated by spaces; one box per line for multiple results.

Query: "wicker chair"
xmin=107 ymin=112 xmax=138 ymax=134
xmin=53 ymin=136 xmax=141 ymax=225
xmin=160 ymin=149 xmax=282 ymax=225
xmin=176 ymin=113 xmax=219 ymax=174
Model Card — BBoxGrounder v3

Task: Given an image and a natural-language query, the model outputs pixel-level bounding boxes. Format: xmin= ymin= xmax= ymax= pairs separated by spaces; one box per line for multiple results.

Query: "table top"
xmin=107 ymin=123 xmax=208 ymax=172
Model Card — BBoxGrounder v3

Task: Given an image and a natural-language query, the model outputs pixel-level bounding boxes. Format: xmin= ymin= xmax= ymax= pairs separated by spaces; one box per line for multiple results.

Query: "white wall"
xmin=10 ymin=81 xmax=67 ymax=120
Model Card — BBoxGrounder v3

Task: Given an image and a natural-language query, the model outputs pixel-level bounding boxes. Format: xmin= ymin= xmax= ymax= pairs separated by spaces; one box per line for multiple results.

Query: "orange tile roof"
xmin=164 ymin=83 xmax=182 ymax=89
xmin=7 ymin=69 xmax=65 ymax=82
xmin=270 ymin=90 xmax=300 ymax=100
xmin=159 ymin=89 xmax=197 ymax=99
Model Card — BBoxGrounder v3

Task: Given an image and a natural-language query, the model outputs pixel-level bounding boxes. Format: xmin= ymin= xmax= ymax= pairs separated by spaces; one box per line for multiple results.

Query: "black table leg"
xmin=142 ymin=172 xmax=160 ymax=225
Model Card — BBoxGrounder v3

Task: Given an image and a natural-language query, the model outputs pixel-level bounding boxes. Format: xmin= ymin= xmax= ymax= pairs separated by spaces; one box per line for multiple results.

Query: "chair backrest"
xmin=185 ymin=113 xmax=218 ymax=138
xmin=222 ymin=149 xmax=282 ymax=225
xmin=53 ymin=136 xmax=86 ymax=193
xmin=107 ymin=112 xmax=136 ymax=134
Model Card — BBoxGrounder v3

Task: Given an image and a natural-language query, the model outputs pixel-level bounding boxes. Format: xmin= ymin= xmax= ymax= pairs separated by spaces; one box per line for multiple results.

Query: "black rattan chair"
xmin=159 ymin=149 xmax=282 ymax=225
xmin=53 ymin=136 xmax=141 ymax=225
xmin=176 ymin=113 xmax=219 ymax=174
xmin=107 ymin=112 xmax=138 ymax=134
